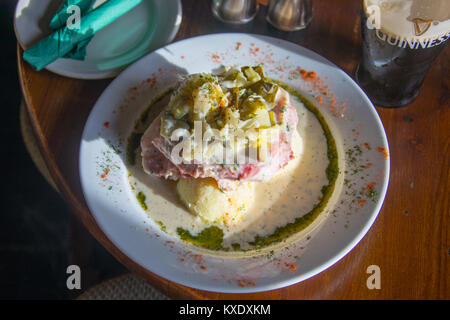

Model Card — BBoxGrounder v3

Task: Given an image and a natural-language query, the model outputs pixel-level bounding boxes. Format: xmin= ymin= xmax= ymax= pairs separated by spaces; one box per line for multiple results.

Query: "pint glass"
xmin=356 ymin=0 xmax=450 ymax=107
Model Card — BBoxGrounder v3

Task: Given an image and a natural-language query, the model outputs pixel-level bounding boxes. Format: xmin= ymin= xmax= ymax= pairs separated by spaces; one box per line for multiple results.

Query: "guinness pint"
xmin=356 ymin=0 xmax=450 ymax=107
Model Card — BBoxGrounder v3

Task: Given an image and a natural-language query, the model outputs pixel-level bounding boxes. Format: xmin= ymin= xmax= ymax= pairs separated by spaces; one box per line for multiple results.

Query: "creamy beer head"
xmin=364 ymin=0 xmax=450 ymax=42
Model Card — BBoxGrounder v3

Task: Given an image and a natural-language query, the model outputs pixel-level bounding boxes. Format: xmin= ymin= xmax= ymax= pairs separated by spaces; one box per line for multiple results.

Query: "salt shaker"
xmin=211 ymin=0 xmax=259 ymax=24
xmin=266 ymin=0 xmax=313 ymax=31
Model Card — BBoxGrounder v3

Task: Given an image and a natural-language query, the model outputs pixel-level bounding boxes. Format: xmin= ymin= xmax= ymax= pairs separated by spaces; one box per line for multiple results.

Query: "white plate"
xmin=14 ymin=0 xmax=182 ymax=79
xmin=79 ymin=33 xmax=390 ymax=293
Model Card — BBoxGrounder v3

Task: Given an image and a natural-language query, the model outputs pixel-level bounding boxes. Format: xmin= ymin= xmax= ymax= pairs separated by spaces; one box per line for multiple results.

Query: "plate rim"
xmin=14 ymin=0 xmax=183 ymax=80
xmin=79 ymin=32 xmax=391 ymax=293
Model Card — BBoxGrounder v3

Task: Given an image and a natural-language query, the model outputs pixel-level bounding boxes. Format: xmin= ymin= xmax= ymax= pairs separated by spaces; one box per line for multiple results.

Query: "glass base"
xmin=355 ymin=64 xmax=420 ymax=108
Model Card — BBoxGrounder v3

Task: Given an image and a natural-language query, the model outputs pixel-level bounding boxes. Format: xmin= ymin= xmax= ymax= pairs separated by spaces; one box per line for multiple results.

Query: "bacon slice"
xmin=141 ymin=87 xmax=298 ymax=189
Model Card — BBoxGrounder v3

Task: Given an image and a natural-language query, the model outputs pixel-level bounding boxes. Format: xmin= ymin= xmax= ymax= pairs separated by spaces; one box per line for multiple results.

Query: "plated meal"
xmin=126 ymin=65 xmax=338 ymax=252
xmin=79 ymin=34 xmax=389 ymax=292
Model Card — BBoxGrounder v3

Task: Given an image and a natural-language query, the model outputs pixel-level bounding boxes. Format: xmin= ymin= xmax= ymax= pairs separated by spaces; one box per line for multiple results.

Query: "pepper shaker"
xmin=211 ymin=0 xmax=260 ymax=24
xmin=266 ymin=0 xmax=313 ymax=31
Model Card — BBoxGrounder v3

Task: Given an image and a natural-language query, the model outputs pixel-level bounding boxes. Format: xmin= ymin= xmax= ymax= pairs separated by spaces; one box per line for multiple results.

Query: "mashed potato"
xmin=176 ymin=178 xmax=254 ymax=225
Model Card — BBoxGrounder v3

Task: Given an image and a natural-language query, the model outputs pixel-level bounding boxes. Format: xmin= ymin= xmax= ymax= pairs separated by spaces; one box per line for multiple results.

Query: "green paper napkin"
xmin=51 ymin=0 xmax=96 ymax=60
xmin=50 ymin=0 xmax=96 ymax=30
xmin=50 ymin=0 xmax=96 ymax=60
xmin=23 ymin=0 xmax=142 ymax=71
xmin=63 ymin=35 xmax=94 ymax=60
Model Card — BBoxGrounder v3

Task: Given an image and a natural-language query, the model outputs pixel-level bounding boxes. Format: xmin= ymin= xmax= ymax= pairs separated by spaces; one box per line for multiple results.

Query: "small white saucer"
xmin=14 ymin=0 xmax=182 ymax=79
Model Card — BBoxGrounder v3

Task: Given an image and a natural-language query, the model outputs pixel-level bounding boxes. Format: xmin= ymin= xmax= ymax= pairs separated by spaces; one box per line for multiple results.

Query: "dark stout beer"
xmin=356 ymin=0 xmax=450 ymax=107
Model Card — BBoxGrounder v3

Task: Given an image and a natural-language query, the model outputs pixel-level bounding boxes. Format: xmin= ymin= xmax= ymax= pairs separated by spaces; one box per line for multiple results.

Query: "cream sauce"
xmin=127 ymin=95 xmax=333 ymax=251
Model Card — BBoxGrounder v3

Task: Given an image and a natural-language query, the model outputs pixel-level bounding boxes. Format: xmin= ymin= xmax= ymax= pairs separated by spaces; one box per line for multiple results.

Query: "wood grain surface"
xmin=17 ymin=0 xmax=449 ymax=299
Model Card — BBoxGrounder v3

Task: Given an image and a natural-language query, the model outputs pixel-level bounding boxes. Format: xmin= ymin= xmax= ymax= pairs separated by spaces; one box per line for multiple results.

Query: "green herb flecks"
xmin=136 ymin=192 xmax=148 ymax=211
xmin=156 ymin=220 xmax=167 ymax=232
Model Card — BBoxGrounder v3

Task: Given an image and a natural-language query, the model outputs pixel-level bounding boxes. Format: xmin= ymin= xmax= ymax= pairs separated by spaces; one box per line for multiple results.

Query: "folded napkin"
xmin=23 ymin=0 xmax=142 ymax=71
xmin=50 ymin=0 xmax=97 ymax=60
xmin=50 ymin=0 xmax=96 ymax=31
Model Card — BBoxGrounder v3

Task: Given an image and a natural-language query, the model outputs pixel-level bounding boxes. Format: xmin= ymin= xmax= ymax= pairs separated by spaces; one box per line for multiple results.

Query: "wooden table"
xmin=18 ymin=0 xmax=449 ymax=299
